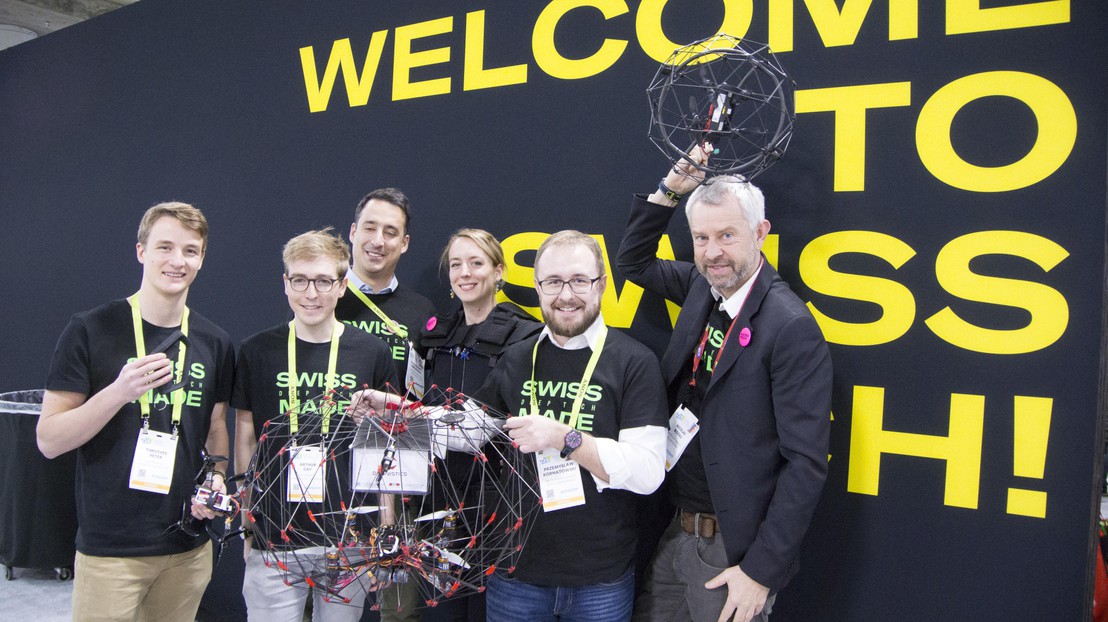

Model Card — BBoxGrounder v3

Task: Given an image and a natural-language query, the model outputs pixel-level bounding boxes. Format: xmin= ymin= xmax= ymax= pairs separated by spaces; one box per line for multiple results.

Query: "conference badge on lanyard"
xmin=405 ymin=345 xmax=425 ymax=398
xmin=129 ymin=427 xmax=179 ymax=494
xmin=530 ymin=326 xmax=606 ymax=513
xmin=665 ymin=405 xmax=700 ymax=471
xmin=287 ymin=444 xmax=326 ymax=503
xmin=536 ymin=447 xmax=586 ymax=512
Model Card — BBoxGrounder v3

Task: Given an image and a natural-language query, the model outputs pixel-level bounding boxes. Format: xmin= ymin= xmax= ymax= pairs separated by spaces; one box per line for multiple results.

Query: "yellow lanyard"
xmin=128 ymin=294 xmax=189 ymax=429
xmin=529 ymin=325 xmax=607 ymax=422
xmin=287 ymin=320 xmax=344 ymax=435
xmin=345 ymin=280 xmax=408 ymax=339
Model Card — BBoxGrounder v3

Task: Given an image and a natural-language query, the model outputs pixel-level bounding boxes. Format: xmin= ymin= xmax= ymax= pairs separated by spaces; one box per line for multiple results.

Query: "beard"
xmin=541 ymin=298 xmax=601 ymax=341
xmin=696 ymin=246 xmax=761 ymax=294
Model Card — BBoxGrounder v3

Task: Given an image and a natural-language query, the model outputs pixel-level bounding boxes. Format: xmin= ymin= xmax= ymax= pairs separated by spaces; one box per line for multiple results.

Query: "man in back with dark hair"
xmin=336 ymin=187 xmax=434 ymax=397
xmin=335 ymin=187 xmax=434 ymax=621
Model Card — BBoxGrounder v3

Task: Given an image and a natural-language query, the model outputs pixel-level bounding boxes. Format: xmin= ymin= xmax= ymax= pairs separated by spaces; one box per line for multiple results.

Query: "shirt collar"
xmin=539 ymin=313 xmax=606 ymax=351
xmin=346 ymin=269 xmax=398 ymax=295
xmin=711 ymin=257 xmax=763 ymax=319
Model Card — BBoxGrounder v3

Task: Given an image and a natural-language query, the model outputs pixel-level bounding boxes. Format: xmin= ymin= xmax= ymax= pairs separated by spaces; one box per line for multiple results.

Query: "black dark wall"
xmin=2 ymin=1 xmax=1105 ymax=619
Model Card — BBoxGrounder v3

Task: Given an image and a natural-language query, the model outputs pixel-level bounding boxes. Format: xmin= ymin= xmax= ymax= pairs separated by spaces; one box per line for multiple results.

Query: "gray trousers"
xmin=634 ymin=516 xmax=775 ymax=622
xmin=243 ymin=550 xmax=365 ymax=622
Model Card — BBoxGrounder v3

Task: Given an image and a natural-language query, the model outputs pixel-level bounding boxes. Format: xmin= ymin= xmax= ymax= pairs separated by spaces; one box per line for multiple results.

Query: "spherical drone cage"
xmin=647 ymin=34 xmax=796 ymax=179
xmin=243 ymin=384 xmax=541 ymax=610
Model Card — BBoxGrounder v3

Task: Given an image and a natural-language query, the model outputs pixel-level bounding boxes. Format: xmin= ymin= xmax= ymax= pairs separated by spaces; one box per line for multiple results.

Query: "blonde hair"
xmin=137 ymin=202 xmax=208 ymax=252
xmin=439 ymin=228 xmax=506 ymax=273
xmin=534 ymin=230 xmax=605 ymax=277
xmin=282 ymin=228 xmax=351 ymax=278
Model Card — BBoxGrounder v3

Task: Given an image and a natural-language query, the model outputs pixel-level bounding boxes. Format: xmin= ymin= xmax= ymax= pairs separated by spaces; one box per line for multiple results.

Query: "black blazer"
xmin=618 ymin=195 xmax=832 ymax=591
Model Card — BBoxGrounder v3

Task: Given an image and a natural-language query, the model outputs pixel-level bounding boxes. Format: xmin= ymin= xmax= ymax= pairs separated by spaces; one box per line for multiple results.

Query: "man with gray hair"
xmin=618 ymin=148 xmax=832 ymax=622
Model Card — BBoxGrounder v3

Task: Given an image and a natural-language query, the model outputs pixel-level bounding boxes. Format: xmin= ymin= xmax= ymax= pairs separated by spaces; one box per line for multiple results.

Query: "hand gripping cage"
xmin=241 ymin=385 xmax=541 ymax=610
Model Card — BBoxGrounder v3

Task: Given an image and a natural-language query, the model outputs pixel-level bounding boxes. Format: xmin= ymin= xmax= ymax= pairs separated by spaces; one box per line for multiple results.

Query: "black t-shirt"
xmin=45 ymin=299 xmax=234 ymax=557
xmin=476 ymin=329 xmax=669 ymax=586
xmin=335 ymin=283 xmax=434 ymax=387
xmin=670 ymin=305 xmax=732 ymax=513
xmin=232 ymin=323 xmax=396 ymax=550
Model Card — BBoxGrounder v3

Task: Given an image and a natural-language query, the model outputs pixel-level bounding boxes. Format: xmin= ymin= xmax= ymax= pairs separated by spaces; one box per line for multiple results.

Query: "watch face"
xmin=561 ymin=429 xmax=583 ymax=458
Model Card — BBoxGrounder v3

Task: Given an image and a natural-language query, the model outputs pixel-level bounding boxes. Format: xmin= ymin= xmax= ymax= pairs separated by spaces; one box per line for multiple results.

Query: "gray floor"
xmin=7 ymin=495 xmax=1108 ymax=620
xmin=0 ymin=564 xmax=73 ymax=621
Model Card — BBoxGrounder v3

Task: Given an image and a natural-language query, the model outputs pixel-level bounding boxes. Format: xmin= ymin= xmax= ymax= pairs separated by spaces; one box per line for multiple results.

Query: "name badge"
xmin=287 ymin=445 xmax=326 ymax=503
xmin=536 ymin=447 xmax=586 ymax=512
xmin=350 ymin=447 xmax=431 ymax=494
xmin=405 ymin=345 xmax=425 ymax=398
xmin=665 ymin=405 xmax=700 ymax=471
xmin=129 ymin=428 xmax=178 ymax=494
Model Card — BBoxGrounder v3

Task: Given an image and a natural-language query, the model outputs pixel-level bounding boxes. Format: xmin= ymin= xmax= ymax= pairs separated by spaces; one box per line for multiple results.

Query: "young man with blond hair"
xmin=40 ymin=201 xmax=235 ymax=622
xmin=233 ymin=228 xmax=396 ymax=621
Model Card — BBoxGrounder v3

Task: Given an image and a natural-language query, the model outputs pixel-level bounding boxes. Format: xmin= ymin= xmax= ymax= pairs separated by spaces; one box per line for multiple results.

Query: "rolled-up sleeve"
xmin=592 ymin=424 xmax=667 ymax=494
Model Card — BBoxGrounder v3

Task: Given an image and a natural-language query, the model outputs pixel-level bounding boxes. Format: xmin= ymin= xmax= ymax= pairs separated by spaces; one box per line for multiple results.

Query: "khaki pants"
xmin=72 ymin=543 xmax=213 ymax=622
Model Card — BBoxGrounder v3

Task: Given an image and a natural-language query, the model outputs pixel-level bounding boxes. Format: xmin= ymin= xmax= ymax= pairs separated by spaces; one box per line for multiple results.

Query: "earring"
xmin=496 ymin=281 xmax=503 ymax=292
xmin=449 ymin=289 xmax=455 ymax=299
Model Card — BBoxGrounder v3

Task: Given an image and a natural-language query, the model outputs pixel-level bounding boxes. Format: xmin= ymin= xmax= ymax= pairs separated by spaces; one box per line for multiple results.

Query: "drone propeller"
xmin=414 ymin=506 xmax=479 ymax=522
xmin=423 ymin=540 xmax=471 ymax=569
xmin=313 ymin=505 xmax=383 ymax=516
xmin=415 ymin=509 xmax=455 ymax=522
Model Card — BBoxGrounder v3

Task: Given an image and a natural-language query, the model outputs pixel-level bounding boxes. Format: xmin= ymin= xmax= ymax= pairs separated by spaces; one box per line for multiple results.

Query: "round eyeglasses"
xmin=287 ymin=276 xmax=340 ymax=292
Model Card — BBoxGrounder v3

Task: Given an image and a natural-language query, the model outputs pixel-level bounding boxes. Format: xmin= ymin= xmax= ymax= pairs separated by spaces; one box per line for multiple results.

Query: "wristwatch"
xmin=560 ymin=429 xmax=583 ymax=459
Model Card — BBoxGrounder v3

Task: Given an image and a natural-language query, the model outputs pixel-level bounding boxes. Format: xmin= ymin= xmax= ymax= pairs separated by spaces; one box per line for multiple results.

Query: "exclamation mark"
xmin=1007 ymin=396 xmax=1052 ymax=518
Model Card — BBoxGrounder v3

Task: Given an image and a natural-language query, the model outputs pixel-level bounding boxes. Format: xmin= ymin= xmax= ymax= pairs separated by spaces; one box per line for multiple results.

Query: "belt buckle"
xmin=694 ymin=512 xmax=705 ymax=538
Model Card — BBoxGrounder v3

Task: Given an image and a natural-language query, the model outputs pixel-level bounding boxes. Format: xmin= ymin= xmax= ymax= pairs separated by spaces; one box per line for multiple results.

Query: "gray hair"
xmin=686 ymin=175 xmax=766 ymax=232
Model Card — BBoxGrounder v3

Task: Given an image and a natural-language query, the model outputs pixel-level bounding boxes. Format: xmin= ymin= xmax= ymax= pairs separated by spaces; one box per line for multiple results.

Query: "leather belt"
xmin=679 ymin=509 xmax=717 ymax=538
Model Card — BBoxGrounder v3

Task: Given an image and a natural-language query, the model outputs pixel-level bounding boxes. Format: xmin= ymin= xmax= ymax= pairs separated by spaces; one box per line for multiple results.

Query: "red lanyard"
xmin=688 ymin=314 xmax=741 ymax=388
xmin=687 ymin=260 xmax=760 ymax=387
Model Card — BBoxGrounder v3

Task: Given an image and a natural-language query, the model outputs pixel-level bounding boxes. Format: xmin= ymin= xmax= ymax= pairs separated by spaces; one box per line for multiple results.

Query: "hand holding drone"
xmin=238 ymin=384 xmax=541 ymax=610
xmin=166 ymin=448 xmax=240 ymax=554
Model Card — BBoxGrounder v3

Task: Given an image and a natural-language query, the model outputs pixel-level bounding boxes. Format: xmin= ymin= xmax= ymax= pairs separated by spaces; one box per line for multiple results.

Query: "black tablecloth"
xmin=0 ymin=390 xmax=77 ymax=569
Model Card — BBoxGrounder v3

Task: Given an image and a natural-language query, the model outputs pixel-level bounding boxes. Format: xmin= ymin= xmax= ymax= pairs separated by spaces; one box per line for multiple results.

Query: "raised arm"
xmin=616 ymin=145 xmax=712 ymax=303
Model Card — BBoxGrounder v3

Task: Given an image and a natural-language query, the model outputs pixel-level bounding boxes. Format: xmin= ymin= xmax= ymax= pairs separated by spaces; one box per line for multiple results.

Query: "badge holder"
xmin=129 ymin=418 xmax=179 ymax=494
xmin=150 ymin=329 xmax=191 ymax=393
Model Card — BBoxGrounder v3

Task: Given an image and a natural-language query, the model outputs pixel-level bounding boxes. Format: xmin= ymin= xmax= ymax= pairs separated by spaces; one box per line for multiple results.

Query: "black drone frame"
xmin=647 ymin=34 xmax=796 ymax=180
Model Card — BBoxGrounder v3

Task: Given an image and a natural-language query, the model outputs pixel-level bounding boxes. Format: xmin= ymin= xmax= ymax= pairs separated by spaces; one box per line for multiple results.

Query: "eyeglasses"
xmin=536 ymin=276 xmax=601 ymax=296
xmin=287 ymin=276 xmax=340 ymax=292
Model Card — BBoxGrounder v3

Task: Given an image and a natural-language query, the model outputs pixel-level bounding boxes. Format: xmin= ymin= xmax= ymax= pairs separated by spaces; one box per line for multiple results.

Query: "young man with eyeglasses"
xmin=474 ymin=230 xmax=669 ymax=622
xmin=233 ymin=229 xmax=396 ymax=621
xmin=38 ymin=202 xmax=235 ymax=622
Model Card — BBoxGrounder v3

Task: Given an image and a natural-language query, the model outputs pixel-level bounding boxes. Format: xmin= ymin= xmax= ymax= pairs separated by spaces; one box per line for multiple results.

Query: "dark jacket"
xmin=617 ymin=194 xmax=832 ymax=591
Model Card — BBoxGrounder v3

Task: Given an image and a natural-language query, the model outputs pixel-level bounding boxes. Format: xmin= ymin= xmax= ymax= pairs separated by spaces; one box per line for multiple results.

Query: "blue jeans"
xmin=486 ymin=567 xmax=635 ymax=622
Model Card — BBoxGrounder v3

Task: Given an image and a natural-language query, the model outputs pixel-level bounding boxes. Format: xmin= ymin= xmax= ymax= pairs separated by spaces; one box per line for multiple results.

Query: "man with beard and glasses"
xmin=617 ymin=147 xmax=832 ymax=622
xmin=473 ymin=230 xmax=669 ymax=622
